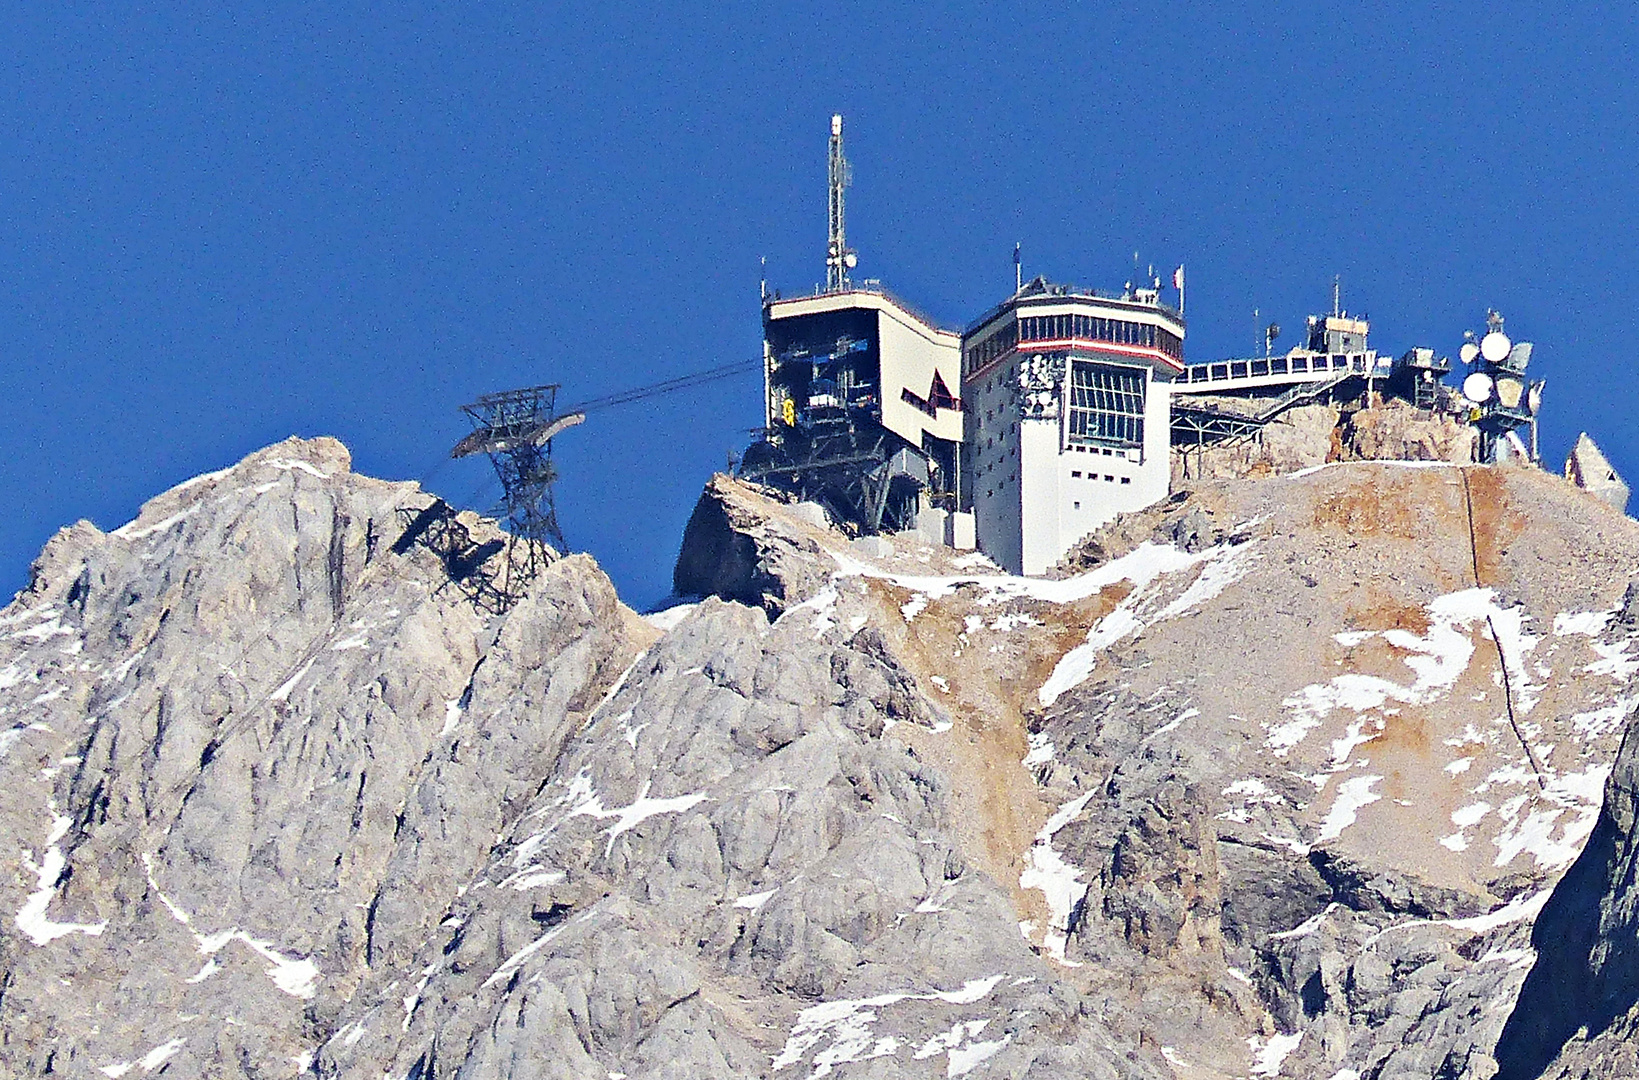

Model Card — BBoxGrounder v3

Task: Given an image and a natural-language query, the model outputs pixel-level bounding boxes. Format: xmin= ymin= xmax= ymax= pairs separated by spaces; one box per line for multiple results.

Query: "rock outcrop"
xmin=1339 ymin=399 xmax=1478 ymax=464
xmin=1492 ymin=714 xmax=1639 ymax=1080
xmin=1565 ymin=432 xmax=1630 ymax=514
xmin=4 ymin=441 xmax=1639 ymax=1078
xmin=1174 ymin=398 xmax=1477 ymax=483
xmin=672 ymin=475 xmax=834 ymax=618
xmin=0 ymin=438 xmax=649 ymax=1076
xmin=1172 ymin=403 xmax=1338 ymax=482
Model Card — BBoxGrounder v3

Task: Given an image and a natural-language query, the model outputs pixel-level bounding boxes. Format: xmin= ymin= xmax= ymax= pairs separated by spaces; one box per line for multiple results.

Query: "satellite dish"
xmin=1460 ymin=342 xmax=1480 ymax=364
xmin=1481 ymin=331 xmax=1512 ymax=363
xmin=1526 ymin=381 xmax=1544 ymax=415
xmin=1495 ymin=377 xmax=1524 ymax=409
xmin=844 ymin=252 xmax=858 ymax=269
xmin=1463 ymin=372 xmax=1495 ymax=403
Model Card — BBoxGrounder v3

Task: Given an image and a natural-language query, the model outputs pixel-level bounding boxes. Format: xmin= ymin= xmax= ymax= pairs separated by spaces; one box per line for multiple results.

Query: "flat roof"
xmin=964 ymin=279 xmax=1185 ymax=339
xmin=765 ymin=286 xmax=959 ymax=341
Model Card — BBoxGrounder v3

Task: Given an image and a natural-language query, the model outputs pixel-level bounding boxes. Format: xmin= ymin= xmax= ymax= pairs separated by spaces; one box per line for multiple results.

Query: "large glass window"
xmin=1068 ymin=360 xmax=1145 ymax=448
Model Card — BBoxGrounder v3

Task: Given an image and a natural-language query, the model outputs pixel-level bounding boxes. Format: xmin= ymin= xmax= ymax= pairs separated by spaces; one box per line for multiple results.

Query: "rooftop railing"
xmin=1177 ymin=350 xmax=1390 ymax=389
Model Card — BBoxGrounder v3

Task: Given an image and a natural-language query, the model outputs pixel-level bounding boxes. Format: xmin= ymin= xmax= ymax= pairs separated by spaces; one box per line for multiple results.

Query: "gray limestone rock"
xmin=1341 ymin=398 xmax=1478 ymax=464
xmin=1617 ymin=579 xmax=1639 ymax=629
xmin=6 ymin=443 xmax=1639 ymax=1079
xmin=1494 ymin=712 xmax=1639 ymax=1080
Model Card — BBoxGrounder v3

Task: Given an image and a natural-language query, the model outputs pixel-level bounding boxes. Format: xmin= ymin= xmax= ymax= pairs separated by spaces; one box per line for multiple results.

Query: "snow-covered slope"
xmin=3 ymin=439 xmax=1638 ymax=1079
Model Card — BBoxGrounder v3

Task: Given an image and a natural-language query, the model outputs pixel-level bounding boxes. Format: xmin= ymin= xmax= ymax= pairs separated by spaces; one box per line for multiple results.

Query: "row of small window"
xmin=1017 ymin=314 xmax=1183 ymax=361
xmin=964 ymin=323 xmax=1019 ymax=374
xmin=976 ymin=401 xmax=1013 ymax=429
xmin=972 ymin=440 xmax=1016 ymax=479
xmin=1070 ymin=470 xmax=1132 ymax=485
xmin=1184 ymin=353 xmax=1363 ymax=382
xmin=970 ymin=369 xmax=1011 ymax=405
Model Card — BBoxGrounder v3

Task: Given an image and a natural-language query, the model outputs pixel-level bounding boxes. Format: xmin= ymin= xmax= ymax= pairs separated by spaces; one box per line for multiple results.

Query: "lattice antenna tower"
xmin=826 ymin=114 xmax=857 ymax=291
xmin=450 ymin=384 xmax=585 ymax=602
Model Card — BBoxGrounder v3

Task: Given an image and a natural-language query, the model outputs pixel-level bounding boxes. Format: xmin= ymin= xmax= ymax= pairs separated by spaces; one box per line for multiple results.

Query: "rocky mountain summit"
xmin=5 ymin=437 xmax=1639 ymax=1079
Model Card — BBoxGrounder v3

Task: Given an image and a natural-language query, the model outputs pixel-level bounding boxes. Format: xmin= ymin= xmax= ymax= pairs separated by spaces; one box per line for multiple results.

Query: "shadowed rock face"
xmin=1494 ymin=721 xmax=1639 ymax=1080
xmin=6 ymin=442 xmax=1639 ymax=1079
xmin=672 ymin=475 xmax=830 ymax=619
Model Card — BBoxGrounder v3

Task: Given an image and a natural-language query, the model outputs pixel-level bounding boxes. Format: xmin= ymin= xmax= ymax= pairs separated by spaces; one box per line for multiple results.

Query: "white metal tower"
xmin=826 ymin=114 xmax=856 ymax=291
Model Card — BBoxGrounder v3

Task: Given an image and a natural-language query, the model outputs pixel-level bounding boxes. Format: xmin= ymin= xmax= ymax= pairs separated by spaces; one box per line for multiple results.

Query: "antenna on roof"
xmin=826 ymin=115 xmax=856 ymax=291
xmin=1332 ymin=275 xmax=1341 ymax=317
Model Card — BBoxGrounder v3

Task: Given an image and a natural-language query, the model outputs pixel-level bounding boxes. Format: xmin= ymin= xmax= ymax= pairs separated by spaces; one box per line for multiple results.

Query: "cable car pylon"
xmin=446 ymin=359 xmax=759 ymax=609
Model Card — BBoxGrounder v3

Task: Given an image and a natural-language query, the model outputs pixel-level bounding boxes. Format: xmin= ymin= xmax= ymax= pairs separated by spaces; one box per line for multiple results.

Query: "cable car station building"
xmin=740 ymin=116 xmax=1542 ymax=580
xmin=960 ymin=277 xmax=1186 ymax=574
xmin=747 ymin=287 xmax=966 ymax=537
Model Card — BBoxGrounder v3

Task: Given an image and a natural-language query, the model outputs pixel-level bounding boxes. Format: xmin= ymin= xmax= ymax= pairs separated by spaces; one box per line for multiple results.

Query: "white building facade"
xmin=961 ymin=279 xmax=1186 ymax=575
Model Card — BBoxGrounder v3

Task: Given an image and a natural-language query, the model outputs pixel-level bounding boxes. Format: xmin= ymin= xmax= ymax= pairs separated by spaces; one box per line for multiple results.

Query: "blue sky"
xmin=2 ymin=3 xmax=1634 ymax=609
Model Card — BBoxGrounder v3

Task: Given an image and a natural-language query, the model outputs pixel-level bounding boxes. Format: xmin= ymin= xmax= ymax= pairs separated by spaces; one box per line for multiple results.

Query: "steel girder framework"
xmin=738 ymin=417 xmax=923 ymax=535
xmin=450 ymin=384 xmax=575 ymax=610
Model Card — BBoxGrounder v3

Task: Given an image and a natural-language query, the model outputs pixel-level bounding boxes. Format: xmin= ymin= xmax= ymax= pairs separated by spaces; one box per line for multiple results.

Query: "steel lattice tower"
xmin=450 ymin=384 xmax=585 ymax=604
xmin=826 ymin=114 xmax=855 ymax=291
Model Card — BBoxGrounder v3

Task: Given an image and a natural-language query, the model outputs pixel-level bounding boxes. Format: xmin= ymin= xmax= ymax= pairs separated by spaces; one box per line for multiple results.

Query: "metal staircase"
xmin=1171 ymin=370 xmax=1354 ymax=447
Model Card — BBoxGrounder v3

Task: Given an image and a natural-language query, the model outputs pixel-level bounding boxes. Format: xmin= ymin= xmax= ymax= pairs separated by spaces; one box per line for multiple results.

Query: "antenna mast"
xmin=826 ymin=114 xmax=855 ymax=291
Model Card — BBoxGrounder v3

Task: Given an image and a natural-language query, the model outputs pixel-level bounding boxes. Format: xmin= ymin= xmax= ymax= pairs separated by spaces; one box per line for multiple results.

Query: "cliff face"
xmin=1493 ymin=716 xmax=1639 ymax=1080
xmin=3 ymin=439 xmax=1639 ymax=1079
xmin=0 ymin=438 xmax=651 ymax=1076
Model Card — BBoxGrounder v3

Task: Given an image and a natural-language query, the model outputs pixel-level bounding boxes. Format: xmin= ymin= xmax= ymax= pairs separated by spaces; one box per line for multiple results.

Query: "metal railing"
xmin=1170 ymin=370 xmax=1355 ymax=448
xmin=1177 ymin=350 xmax=1389 ymax=389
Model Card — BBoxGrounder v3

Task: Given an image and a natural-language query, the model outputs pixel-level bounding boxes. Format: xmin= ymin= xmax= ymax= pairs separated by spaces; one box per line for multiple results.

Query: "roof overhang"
xmin=766 ymin=289 xmax=959 ymax=343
